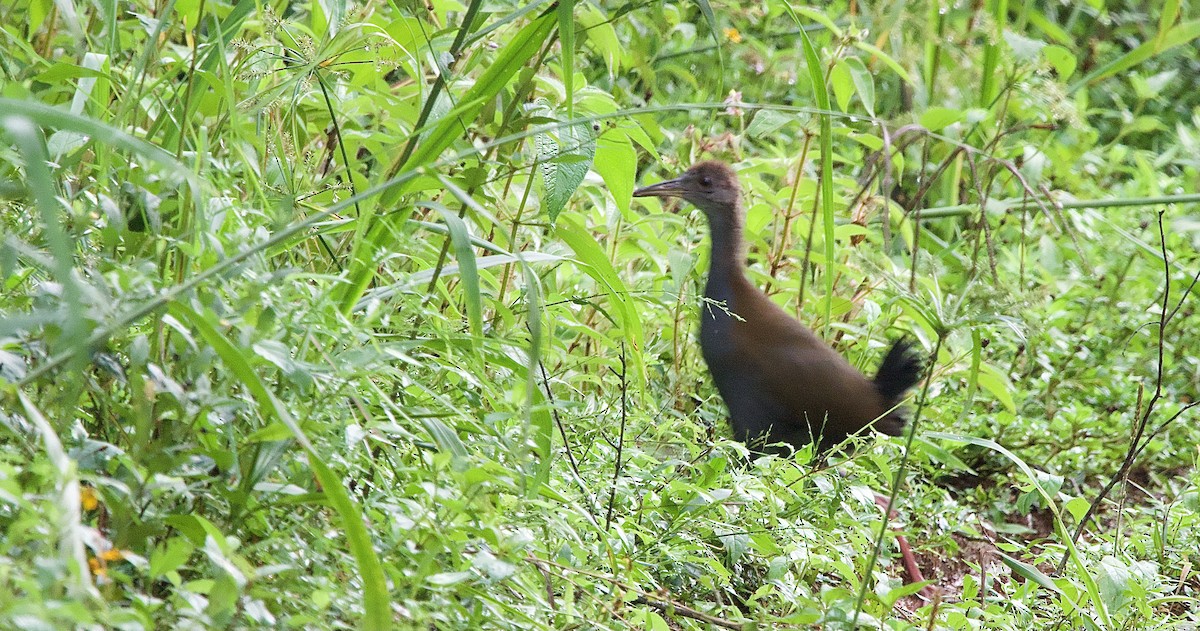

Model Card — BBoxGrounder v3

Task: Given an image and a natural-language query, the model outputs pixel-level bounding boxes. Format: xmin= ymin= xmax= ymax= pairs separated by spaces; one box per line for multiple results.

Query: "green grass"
xmin=2 ymin=1 xmax=1199 ymax=629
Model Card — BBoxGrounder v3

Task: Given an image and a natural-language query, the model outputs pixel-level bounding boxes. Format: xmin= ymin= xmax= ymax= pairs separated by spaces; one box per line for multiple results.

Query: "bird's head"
xmin=633 ymin=161 xmax=742 ymax=218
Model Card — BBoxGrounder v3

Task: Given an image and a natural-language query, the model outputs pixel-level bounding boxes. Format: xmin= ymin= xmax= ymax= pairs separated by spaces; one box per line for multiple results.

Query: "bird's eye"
xmin=701 ymin=176 xmax=713 ymax=187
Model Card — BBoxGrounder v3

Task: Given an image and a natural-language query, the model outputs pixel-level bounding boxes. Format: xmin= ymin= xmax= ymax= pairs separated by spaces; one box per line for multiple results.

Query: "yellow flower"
xmin=89 ymin=549 xmax=125 ymax=580
xmin=724 ymin=27 xmax=742 ymax=44
xmin=80 ymin=486 xmax=99 ymax=511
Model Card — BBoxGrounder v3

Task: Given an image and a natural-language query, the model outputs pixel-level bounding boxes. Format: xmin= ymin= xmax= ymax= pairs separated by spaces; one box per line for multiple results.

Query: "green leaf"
xmin=745 ymin=110 xmax=792 ymax=139
xmin=245 ymin=422 xmax=293 ymax=443
xmin=1027 ymin=9 xmax=1072 ymax=45
xmin=538 ymin=121 xmax=596 ymax=223
xmin=1065 ymin=496 xmax=1091 ymax=522
xmin=976 ymin=363 xmax=1016 ymax=413
xmin=578 ymin=4 xmax=620 ymax=74
xmin=830 ymin=60 xmax=853 ymax=112
xmin=999 ymin=553 xmax=1064 ymax=594
xmin=594 ymin=131 xmax=636 ymax=213
xmin=920 ymin=106 xmax=966 ymax=131
xmin=786 ymin=6 xmax=842 ymax=36
xmin=431 ymin=203 xmax=484 ymax=339
xmin=880 ymin=579 xmax=935 ymax=607
xmin=797 ymin=25 xmax=836 ymax=336
xmin=558 ymin=0 xmax=575 ymax=118
xmin=843 ymin=56 xmax=876 ymax=116
xmin=150 ymin=537 xmax=196 ymax=579
xmin=1043 ymin=45 xmax=1077 ymax=79
xmin=852 ymin=40 xmax=913 ymax=84
xmin=1097 ymin=556 xmax=1135 ymax=611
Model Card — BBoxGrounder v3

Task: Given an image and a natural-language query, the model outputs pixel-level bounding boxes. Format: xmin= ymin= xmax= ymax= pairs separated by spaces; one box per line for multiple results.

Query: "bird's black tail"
xmin=874 ymin=339 xmax=923 ymax=402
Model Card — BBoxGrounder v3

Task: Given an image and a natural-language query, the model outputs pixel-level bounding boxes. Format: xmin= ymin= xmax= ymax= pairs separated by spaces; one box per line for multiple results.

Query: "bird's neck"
xmin=703 ymin=208 xmax=748 ymax=302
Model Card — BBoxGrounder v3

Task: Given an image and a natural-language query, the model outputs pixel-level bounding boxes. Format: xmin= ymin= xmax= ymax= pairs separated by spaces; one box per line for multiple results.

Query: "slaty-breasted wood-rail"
xmin=633 ymin=160 xmax=922 ymax=456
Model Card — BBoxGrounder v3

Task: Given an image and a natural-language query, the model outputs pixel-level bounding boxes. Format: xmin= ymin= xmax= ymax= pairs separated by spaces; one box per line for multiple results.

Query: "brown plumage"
xmin=634 ymin=161 xmax=921 ymax=455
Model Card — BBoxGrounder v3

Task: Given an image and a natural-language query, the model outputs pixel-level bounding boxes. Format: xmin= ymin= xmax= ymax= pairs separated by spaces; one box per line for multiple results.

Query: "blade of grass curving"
xmin=797 ymin=26 xmax=835 ymax=337
xmin=979 ymin=0 xmax=1007 ymax=107
xmin=1068 ymin=19 xmax=1200 ymax=93
xmin=432 ymin=175 xmax=553 ymax=480
xmin=694 ymin=0 xmax=725 ymax=95
xmin=386 ymin=11 xmax=555 ymax=191
xmin=927 ymin=431 xmax=1111 ymax=628
xmin=6 ymin=115 xmax=89 ymax=372
xmin=463 ymin=0 xmax=552 ymax=47
xmin=342 ymin=11 xmax=556 ymax=314
xmin=558 ymin=0 xmax=575 ymax=119
xmin=424 ymin=200 xmax=483 ymax=339
xmin=852 ymin=40 xmax=913 ymax=85
xmin=556 ymin=215 xmax=645 ymax=379
xmin=170 ymin=303 xmax=391 ymax=631
xmin=522 ymin=261 xmax=548 ymax=486
xmin=1 ymin=98 xmax=201 ymax=198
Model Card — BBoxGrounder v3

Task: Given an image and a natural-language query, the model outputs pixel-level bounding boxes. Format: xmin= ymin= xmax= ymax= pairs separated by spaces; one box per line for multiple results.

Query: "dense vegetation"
xmin=3 ymin=0 xmax=1199 ymax=628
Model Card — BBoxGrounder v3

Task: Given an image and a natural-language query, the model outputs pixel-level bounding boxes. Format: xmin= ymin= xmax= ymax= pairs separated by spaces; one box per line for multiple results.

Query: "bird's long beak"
xmin=632 ymin=176 xmax=685 ymax=199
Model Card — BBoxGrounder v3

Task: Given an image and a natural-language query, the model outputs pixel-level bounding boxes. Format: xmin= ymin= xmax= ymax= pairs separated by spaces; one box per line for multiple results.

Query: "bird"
xmin=632 ymin=160 xmax=923 ymax=456
xmin=634 ymin=160 xmax=938 ymax=599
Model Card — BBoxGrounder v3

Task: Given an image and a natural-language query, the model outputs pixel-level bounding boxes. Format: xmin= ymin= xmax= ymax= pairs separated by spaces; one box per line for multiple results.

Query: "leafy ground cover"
xmin=3 ymin=1 xmax=1200 ymax=629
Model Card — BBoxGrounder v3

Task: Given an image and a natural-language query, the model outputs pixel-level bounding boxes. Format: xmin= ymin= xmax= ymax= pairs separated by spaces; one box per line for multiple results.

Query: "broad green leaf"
xmin=843 ymin=56 xmax=876 ymax=116
xmin=1065 ymin=497 xmax=1091 ymax=522
xmin=920 ymin=107 xmax=966 ymax=131
xmin=745 ymin=110 xmax=792 ymax=139
xmin=578 ymin=3 xmax=620 ymax=74
xmin=976 ymin=363 xmax=1016 ymax=413
xmin=150 ymin=537 xmax=196 ymax=579
xmin=1099 ymin=556 xmax=1147 ymax=615
xmin=594 ymin=131 xmax=636 ymax=213
xmin=999 ymin=552 xmax=1065 ymax=594
xmin=830 ymin=60 xmax=853 ymax=112
xmin=1043 ymin=45 xmax=1077 ymax=79
xmin=538 ymin=121 xmax=596 ymax=223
